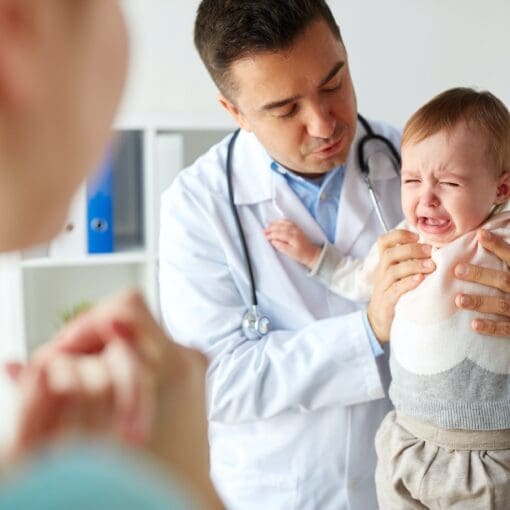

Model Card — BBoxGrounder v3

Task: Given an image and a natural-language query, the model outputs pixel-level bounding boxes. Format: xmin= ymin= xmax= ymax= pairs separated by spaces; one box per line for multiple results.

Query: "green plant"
xmin=58 ymin=300 xmax=94 ymax=327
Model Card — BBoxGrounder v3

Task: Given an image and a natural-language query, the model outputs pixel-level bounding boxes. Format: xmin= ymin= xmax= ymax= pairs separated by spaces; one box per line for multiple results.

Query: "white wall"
xmin=119 ymin=0 xmax=510 ymax=129
xmin=119 ymin=0 xmax=229 ymax=123
xmin=336 ymin=0 xmax=510 ymax=127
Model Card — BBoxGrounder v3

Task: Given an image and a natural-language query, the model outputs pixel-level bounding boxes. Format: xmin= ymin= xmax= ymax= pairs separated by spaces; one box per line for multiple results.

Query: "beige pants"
xmin=375 ymin=411 xmax=510 ymax=509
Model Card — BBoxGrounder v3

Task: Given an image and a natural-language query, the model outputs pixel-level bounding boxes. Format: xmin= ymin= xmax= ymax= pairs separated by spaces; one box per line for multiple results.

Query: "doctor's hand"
xmin=454 ymin=229 xmax=510 ymax=337
xmin=16 ymin=291 xmax=223 ymax=510
xmin=367 ymin=230 xmax=435 ymax=342
xmin=264 ymin=219 xmax=321 ymax=270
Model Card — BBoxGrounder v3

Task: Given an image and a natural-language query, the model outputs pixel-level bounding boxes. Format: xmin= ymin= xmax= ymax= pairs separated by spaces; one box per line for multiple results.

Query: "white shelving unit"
xmin=2 ymin=116 xmax=234 ymax=359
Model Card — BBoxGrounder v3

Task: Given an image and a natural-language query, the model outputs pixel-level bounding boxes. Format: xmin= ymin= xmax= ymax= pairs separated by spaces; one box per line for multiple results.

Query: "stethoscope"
xmin=226 ymin=114 xmax=401 ymax=340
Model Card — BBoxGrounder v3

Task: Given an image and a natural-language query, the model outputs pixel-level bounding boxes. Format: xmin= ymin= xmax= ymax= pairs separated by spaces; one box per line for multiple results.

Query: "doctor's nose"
xmin=305 ymin=102 xmax=336 ymax=140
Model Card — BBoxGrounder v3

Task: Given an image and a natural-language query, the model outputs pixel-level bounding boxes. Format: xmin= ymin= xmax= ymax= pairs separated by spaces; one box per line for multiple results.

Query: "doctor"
xmin=159 ymin=1 xmax=428 ymax=509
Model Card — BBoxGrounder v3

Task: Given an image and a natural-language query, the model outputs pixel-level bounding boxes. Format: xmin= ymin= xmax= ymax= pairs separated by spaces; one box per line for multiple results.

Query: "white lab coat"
xmin=159 ymin=119 xmax=403 ymax=510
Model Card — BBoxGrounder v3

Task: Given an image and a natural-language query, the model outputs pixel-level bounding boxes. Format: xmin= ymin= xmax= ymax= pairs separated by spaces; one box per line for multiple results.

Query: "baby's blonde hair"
xmin=402 ymin=88 xmax=510 ymax=176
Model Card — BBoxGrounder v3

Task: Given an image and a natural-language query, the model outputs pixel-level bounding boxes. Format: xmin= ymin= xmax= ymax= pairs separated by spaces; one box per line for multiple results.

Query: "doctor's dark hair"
xmin=194 ymin=0 xmax=342 ymax=100
xmin=402 ymin=87 xmax=510 ymax=175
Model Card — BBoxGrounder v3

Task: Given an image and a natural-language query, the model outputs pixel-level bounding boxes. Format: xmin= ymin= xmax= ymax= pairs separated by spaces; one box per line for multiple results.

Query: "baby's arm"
xmin=265 ymin=220 xmax=409 ymax=303
xmin=264 ymin=220 xmax=321 ymax=270
xmin=265 ymin=219 xmax=375 ymax=301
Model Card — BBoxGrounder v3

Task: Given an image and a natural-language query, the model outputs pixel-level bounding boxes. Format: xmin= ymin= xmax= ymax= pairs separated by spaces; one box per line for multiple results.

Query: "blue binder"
xmin=87 ymin=149 xmax=114 ymax=253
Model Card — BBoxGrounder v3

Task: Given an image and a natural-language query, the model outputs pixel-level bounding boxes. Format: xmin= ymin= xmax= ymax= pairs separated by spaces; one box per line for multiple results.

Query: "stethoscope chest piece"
xmin=242 ymin=305 xmax=271 ymax=340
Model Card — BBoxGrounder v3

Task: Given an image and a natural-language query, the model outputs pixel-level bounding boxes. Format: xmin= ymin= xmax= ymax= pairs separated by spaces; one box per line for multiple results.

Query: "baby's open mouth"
xmin=418 ymin=216 xmax=452 ymax=233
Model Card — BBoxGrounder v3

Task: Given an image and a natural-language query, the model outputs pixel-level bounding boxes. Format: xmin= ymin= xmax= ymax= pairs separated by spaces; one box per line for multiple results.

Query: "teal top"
xmin=0 ymin=442 xmax=197 ymax=510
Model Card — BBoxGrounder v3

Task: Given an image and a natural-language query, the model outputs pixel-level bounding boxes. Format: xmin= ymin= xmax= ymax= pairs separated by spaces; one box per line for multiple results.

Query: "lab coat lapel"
xmin=335 ymin=144 xmax=373 ymax=254
xmin=267 ymin=176 xmax=326 ymax=315
xmin=230 ymin=131 xmax=273 ymax=205
xmin=272 ymin=175 xmax=327 ymax=246
xmin=335 ymin=122 xmax=398 ymax=254
xmin=230 ymin=130 xmax=319 ymax=315
xmin=232 ymin=130 xmax=327 ymax=245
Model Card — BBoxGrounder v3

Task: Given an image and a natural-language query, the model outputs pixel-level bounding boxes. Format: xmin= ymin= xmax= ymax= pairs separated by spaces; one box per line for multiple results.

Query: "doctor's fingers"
xmin=468 ymin=318 xmax=510 ymax=338
xmin=455 ymin=293 xmax=510 ymax=339
xmin=477 ymin=229 xmax=510 ymax=265
xmin=380 ymin=257 xmax=435 ymax=287
xmin=454 ymin=263 xmax=510 ymax=294
xmin=379 ymin=242 xmax=434 ymax=273
xmin=455 ymin=293 xmax=510 ymax=317
xmin=367 ymin=272 xmax=425 ymax=342
xmin=377 ymin=229 xmax=419 ymax=252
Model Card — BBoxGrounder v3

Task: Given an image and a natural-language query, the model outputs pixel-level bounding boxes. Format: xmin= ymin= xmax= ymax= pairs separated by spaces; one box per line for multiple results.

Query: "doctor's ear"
xmin=495 ymin=172 xmax=510 ymax=204
xmin=218 ymin=93 xmax=252 ymax=132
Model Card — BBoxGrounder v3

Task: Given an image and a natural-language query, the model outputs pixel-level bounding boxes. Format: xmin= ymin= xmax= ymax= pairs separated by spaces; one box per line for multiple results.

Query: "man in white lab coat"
xmin=159 ymin=1 xmax=430 ymax=508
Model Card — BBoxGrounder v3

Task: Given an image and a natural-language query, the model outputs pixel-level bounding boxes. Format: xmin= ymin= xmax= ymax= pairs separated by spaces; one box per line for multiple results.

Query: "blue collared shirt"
xmin=270 ymin=161 xmax=344 ymax=243
xmin=270 ymin=161 xmax=384 ymax=357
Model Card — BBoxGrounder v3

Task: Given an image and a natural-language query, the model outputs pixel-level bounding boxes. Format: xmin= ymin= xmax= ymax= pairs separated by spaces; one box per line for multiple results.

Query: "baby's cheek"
xmin=401 ymin=201 xmax=416 ymax=225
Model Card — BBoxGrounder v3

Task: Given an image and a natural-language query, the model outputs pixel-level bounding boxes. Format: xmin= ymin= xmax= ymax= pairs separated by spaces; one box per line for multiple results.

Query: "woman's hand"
xmin=10 ymin=290 xmax=223 ymax=510
xmin=10 ymin=339 xmax=152 ymax=458
xmin=454 ymin=229 xmax=510 ymax=337
xmin=367 ymin=230 xmax=435 ymax=342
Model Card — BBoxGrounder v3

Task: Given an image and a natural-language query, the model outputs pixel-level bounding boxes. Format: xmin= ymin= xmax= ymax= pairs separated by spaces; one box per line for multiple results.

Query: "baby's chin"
xmin=421 ymin=237 xmax=451 ymax=249
xmin=416 ymin=227 xmax=469 ymax=248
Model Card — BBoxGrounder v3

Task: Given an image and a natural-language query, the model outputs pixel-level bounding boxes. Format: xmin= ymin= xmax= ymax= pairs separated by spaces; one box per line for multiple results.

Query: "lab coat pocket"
xmin=212 ymin=465 xmax=297 ymax=510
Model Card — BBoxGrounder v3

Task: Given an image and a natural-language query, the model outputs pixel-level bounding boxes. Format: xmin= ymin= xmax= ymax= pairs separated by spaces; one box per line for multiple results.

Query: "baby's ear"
xmin=495 ymin=171 xmax=510 ymax=204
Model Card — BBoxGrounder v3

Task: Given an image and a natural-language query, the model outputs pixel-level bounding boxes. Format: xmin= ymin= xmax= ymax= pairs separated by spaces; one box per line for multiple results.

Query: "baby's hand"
xmin=264 ymin=219 xmax=321 ymax=269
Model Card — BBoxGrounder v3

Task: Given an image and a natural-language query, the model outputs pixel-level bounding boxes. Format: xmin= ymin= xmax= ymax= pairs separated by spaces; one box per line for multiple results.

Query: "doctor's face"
xmin=220 ymin=18 xmax=358 ymax=175
xmin=0 ymin=0 xmax=128 ymax=251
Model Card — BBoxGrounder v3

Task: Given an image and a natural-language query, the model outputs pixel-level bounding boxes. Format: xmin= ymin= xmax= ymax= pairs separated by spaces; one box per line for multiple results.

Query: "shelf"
xmin=21 ymin=250 xmax=148 ymax=269
xmin=115 ymin=111 xmax=236 ymax=131
xmin=10 ymin=122 xmax=227 ymax=356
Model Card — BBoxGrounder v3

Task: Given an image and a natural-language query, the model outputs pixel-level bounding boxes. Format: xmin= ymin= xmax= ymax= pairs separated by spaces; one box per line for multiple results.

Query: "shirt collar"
xmin=270 ymin=160 xmax=345 ymax=190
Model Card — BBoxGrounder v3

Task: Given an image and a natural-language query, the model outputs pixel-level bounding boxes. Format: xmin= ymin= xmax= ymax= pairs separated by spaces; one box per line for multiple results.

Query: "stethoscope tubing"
xmin=226 ymin=128 xmax=259 ymax=307
xmin=357 ymin=114 xmax=401 ymax=233
xmin=226 ymin=114 xmax=401 ymax=335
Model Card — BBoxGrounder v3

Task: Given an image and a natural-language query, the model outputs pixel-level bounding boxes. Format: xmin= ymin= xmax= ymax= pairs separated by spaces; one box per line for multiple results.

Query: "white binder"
xmin=49 ymin=185 xmax=87 ymax=258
